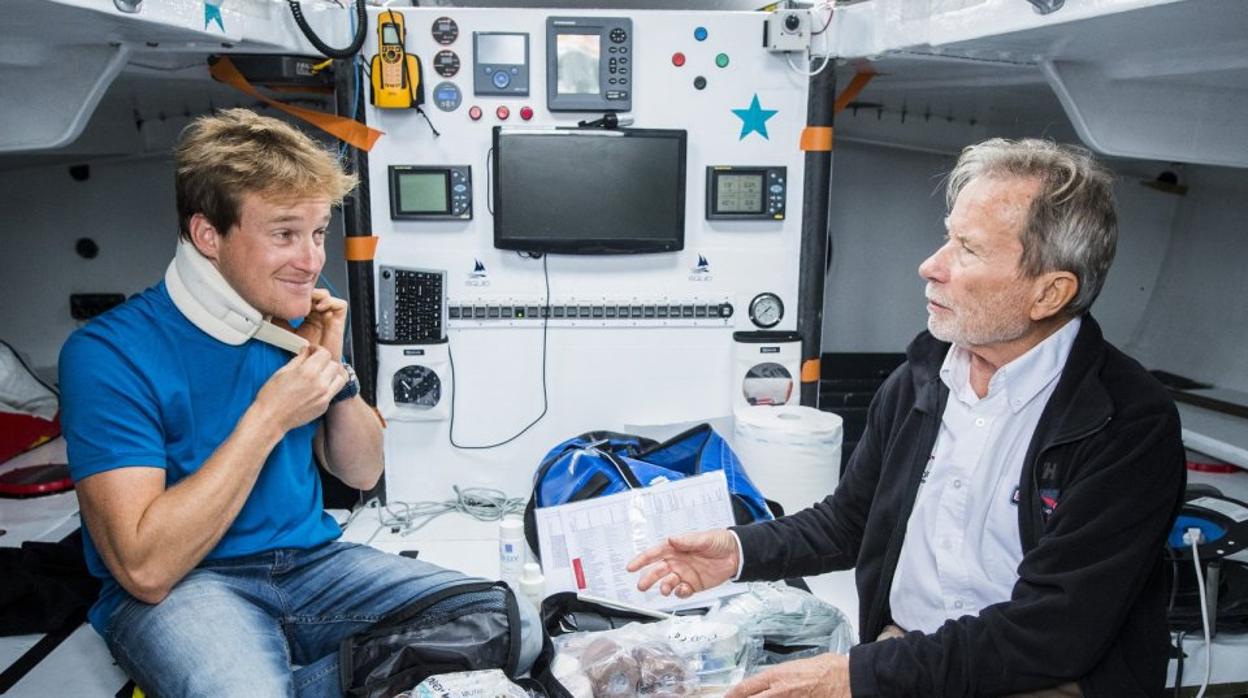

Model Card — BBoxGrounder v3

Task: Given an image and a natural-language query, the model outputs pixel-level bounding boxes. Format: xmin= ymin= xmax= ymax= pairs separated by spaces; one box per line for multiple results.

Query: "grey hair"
xmin=946 ymin=138 xmax=1118 ymax=317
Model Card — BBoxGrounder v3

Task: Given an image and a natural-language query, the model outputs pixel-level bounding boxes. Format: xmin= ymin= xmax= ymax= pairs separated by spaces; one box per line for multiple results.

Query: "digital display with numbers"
xmin=705 ymin=166 xmax=787 ymax=220
xmin=715 ymin=173 xmax=765 ymax=213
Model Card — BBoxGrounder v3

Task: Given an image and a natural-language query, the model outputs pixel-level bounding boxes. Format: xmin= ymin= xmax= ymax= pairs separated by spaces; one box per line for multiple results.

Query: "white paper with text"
xmin=534 ymin=471 xmax=745 ymax=611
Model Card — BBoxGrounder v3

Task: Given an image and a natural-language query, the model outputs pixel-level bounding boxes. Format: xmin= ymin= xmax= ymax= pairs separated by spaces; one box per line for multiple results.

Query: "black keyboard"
xmin=379 ymin=266 xmax=445 ymax=343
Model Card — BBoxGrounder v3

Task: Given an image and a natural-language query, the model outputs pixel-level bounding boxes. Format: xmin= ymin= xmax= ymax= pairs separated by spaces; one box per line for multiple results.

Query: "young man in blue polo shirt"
xmin=60 ymin=108 xmax=539 ymax=696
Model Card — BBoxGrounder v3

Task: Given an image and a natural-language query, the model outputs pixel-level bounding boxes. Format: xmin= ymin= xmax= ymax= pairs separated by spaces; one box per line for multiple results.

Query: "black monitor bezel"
xmin=491 ymin=127 xmax=687 ymax=255
xmin=388 ymin=166 xmax=455 ymax=219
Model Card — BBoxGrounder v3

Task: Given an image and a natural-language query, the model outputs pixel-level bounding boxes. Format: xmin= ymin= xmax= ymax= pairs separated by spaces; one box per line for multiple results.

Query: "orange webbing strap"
xmin=801 ymin=358 xmax=822 ymax=384
xmin=800 ymin=71 xmax=876 ymax=152
xmin=834 ymin=71 xmax=876 ymax=115
xmin=344 ymin=235 xmax=379 ymax=262
xmin=800 ymin=127 xmax=833 ymax=152
xmin=209 ymin=57 xmax=384 ymax=152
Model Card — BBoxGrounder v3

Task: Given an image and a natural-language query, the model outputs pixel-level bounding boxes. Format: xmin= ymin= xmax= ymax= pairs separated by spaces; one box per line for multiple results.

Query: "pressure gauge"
xmin=748 ymin=293 xmax=784 ymax=329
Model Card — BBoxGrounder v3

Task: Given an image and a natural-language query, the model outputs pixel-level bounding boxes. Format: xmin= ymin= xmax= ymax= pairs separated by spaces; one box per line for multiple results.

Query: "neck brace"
xmin=165 ymin=239 xmax=309 ymax=354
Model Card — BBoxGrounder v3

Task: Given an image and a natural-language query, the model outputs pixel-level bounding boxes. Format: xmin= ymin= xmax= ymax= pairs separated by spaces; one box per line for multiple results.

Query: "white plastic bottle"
xmin=498 ymin=518 xmax=526 ymax=586
xmin=519 ymin=562 xmax=546 ymax=611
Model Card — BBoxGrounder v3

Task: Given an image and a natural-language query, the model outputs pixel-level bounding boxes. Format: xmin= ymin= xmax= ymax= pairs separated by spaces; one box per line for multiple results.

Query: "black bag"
xmin=0 ymin=529 xmax=99 ymax=636
xmin=338 ymin=581 xmax=525 ymax=698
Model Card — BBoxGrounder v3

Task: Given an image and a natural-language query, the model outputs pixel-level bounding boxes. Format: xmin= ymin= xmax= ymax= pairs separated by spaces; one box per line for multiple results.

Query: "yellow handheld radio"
xmin=370 ymin=10 xmax=424 ymax=109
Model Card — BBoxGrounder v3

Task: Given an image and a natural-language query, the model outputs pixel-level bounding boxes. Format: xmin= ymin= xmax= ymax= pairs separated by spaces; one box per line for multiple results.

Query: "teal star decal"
xmin=205 ymin=1 xmax=224 ymax=31
xmin=732 ymin=94 xmax=778 ymax=140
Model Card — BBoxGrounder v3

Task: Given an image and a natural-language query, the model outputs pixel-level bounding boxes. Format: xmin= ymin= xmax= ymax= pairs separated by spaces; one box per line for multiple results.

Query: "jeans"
xmin=102 ymin=542 xmax=542 ymax=697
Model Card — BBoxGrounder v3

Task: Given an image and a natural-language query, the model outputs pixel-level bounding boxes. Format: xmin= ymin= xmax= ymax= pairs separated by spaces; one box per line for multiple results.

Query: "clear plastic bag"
xmin=552 ymin=620 xmax=717 ymax=697
xmin=551 ymin=585 xmax=855 ymax=695
xmin=405 ymin=668 xmax=533 ymax=698
xmin=707 ymin=582 xmax=856 ymax=654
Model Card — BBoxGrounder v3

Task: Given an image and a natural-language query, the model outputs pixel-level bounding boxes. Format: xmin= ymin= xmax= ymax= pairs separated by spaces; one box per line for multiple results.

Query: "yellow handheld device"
xmin=370 ymin=10 xmax=423 ymax=109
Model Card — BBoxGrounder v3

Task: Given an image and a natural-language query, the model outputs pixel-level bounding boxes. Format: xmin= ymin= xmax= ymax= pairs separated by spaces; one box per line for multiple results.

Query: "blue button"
xmin=694 ymin=26 xmax=708 ymax=41
xmin=492 ymin=71 xmax=511 ymax=88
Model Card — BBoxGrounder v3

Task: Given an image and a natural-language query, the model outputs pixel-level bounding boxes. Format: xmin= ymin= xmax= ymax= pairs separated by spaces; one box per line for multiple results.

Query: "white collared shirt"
xmin=888 ymin=316 xmax=1081 ymax=634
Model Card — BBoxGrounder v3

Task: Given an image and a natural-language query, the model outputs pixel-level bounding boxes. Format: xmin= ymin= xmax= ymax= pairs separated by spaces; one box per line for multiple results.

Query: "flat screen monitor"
xmin=492 ymin=127 xmax=687 ymax=254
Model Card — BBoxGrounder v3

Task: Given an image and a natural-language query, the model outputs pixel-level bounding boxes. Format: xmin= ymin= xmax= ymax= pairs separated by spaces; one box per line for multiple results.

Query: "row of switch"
xmin=449 ymin=303 xmax=735 ymax=320
xmin=467 ymin=105 xmax=535 ymax=121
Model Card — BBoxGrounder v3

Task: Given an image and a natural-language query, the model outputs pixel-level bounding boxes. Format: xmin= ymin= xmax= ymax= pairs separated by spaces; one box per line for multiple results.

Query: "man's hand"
xmin=255 ymin=345 xmax=347 ymax=432
xmin=626 ymin=529 xmax=739 ymax=598
xmin=293 ymin=288 xmax=347 ymax=361
xmin=725 ymin=654 xmax=851 ymax=698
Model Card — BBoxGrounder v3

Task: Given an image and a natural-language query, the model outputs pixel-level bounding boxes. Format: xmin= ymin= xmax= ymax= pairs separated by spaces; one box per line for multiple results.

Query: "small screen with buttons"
xmin=473 ymin=32 xmax=529 ymax=96
xmin=546 ymin=16 xmax=632 ymax=113
xmin=706 ymin=166 xmax=786 ymax=220
xmin=377 ymin=266 xmax=447 ymax=344
xmin=388 ymin=165 xmax=472 ymax=220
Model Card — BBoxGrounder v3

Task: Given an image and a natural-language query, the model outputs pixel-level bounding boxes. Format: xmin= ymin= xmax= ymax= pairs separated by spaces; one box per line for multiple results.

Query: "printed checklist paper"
xmin=534 ymin=471 xmax=746 ymax=611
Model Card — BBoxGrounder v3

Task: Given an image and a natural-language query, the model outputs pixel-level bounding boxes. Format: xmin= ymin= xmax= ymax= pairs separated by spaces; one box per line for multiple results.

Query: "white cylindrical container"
xmin=519 ymin=561 xmax=546 ymax=611
xmin=733 ymin=405 xmax=843 ymax=517
xmin=499 ymin=518 xmax=526 ymax=586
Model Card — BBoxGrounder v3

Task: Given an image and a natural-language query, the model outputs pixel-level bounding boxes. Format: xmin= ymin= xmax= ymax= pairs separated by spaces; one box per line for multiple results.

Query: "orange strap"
xmin=800 ymin=126 xmax=833 ymax=152
xmin=209 ymin=57 xmax=384 ymax=152
xmin=834 ymin=71 xmax=876 ymax=115
xmin=800 ymin=72 xmax=875 ymax=152
xmin=344 ymin=235 xmax=379 ymax=262
xmin=801 ymin=358 xmax=822 ymax=383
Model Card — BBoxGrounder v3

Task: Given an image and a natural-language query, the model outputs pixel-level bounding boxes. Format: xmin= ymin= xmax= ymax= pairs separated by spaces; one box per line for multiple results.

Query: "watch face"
xmin=750 ymin=293 xmax=783 ymax=328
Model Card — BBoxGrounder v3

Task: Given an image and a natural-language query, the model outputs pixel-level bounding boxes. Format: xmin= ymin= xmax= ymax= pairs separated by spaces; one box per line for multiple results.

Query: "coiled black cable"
xmin=287 ymin=0 xmax=367 ymax=59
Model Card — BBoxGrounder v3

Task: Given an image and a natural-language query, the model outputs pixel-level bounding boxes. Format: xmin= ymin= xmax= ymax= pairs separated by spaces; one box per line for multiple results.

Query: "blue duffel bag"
xmin=522 ymin=423 xmax=777 ymax=561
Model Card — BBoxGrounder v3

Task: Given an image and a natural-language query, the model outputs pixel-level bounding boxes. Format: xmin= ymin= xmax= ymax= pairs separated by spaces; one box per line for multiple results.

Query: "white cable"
xmin=786 ymin=49 xmax=833 ymax=77
xmin=1185 ymin=529 xmax=1211 ymax=698
xmin=355 ymin=487 xmax=528 ymax=544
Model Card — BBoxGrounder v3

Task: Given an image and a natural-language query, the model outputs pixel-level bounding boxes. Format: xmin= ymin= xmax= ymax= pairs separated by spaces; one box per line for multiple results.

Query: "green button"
xmin=715 ymin=53 xmax=729 ymax=68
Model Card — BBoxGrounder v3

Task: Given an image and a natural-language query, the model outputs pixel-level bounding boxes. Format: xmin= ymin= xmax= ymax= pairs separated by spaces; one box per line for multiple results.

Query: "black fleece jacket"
xmin=732 ymin=316 xmax=1186 ymax=697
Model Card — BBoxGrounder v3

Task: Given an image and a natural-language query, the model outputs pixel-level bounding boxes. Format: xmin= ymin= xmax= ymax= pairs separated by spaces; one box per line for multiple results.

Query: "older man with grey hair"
xmin=628 ymin=139 xmax=1186 ymax=697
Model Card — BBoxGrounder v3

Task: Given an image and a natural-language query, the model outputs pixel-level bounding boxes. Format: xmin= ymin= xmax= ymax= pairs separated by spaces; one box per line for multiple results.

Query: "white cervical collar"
xmin=165 ymin=238 xmax=309 ymax=354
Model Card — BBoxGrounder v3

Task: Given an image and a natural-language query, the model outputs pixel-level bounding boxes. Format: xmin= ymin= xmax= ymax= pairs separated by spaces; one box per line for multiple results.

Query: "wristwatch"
xmin=330 ymin=362 xmax=360 ymax=406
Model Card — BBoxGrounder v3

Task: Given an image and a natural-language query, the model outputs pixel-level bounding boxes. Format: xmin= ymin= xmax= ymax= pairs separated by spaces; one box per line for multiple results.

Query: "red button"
xmin=520 ymin=106 xmax=534 ymax=121
xmin=672 ymin=52 xmax=686 ymax=67
xmin=468 ymin=106 xmax=482 ymax=121
xmin=496 ymin=106 xmax=510 ymax=120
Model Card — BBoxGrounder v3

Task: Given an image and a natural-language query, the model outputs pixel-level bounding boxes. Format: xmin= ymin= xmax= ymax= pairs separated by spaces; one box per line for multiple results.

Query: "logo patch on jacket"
xmin=1039 ymin=487 xmax=1061 ymax=520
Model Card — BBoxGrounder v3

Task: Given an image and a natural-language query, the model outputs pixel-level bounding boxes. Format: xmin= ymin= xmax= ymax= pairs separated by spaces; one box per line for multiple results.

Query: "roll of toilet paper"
xmin=733 ymin=405 xmax=843 ymax=517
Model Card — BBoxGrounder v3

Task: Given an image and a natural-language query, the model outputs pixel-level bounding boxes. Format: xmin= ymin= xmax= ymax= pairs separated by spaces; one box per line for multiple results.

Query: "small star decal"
xmin=205 ymin=1 xmax=225 ymax=31
xmin=732 ymin=94 xmax=778 ymax=140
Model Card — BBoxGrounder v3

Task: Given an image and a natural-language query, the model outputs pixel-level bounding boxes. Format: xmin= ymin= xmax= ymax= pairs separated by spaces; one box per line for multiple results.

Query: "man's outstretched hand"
xmin=626 ymin=529 xmax=740 ymax=598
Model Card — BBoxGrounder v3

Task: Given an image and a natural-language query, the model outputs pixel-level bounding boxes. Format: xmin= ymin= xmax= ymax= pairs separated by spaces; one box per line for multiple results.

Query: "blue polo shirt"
xmin=59 ymin=282 xmax=341 ymax=634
